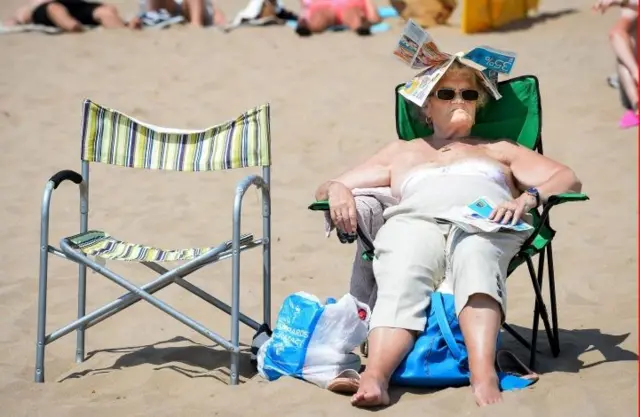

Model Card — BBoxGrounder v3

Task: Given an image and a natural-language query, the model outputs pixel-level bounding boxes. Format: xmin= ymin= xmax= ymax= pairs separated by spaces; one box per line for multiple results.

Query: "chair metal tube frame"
xmin=35 ymin=168 xmax=271 ymax=386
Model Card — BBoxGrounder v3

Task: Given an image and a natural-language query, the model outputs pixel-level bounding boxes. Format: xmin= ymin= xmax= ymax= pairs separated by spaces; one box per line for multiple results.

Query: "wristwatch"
xmin=525 ymin=187 xmax=541 ymax=207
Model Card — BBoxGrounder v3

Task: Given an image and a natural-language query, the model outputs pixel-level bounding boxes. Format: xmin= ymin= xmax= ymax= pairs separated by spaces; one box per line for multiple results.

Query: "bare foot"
xmin=127 ymin=16 xmax=142 ymax=30
xmin=471 ymin=373 xmax=502 ymax=407
xmin=350 ymin=371 xmax=390 ymax=408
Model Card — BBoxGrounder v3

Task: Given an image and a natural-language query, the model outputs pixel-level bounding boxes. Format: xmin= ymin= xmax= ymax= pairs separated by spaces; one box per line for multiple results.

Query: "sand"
xmin=0 ymin=0 xmax=637 ymax=415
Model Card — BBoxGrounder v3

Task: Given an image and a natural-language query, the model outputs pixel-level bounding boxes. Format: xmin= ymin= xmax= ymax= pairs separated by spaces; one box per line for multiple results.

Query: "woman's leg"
xmin=339 ymin=6 xmax=368 ymax=33
xmin=91 ymin=4 xmax=127 ymax=28
xmin=450 ymin=231 xmax=526 ymax=406
xmin=618 ymin=62 xmax=639 ymax=112
xmin=297 ymin=2 xmax=335 ymax=35
xmin=180 ymin=0 xmax=206 ymax=26
xmin=145 ymin=0 xmax=181 ymax=15
xmin=38 ymin=2 xmax=84 ymax=32
xmin=352 ymin=215 xmax=446 ymax=408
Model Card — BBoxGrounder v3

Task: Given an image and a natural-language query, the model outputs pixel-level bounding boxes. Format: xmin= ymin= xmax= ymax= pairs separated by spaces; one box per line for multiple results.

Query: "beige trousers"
xmin=368 ymin=172 xmax=531 ymax=333
xmin=369 ymin=214 xmax=527 ymax=332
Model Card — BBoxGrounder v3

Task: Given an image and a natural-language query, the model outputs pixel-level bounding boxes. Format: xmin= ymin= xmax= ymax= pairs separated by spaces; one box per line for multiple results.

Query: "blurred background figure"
xmin=139 ymin=0 xmax=226 ymax=27
xmin=594 ymin=0 xmax=638 ymax=128
xmin=4 ymin=0 xmax=139 ymax=32
xmin=295 ymin=0 xmax=381 ymax=36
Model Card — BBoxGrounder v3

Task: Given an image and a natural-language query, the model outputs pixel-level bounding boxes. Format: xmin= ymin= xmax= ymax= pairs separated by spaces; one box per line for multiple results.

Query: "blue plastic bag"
xmin=257 ymin=292 xmax=370 ymax=388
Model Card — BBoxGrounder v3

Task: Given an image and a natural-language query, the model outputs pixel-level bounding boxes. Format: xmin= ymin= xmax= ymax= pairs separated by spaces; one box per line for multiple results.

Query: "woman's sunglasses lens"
xmin=436 ymin=89 xmax=456 ymax=100
xmin=461 ymin=90 xmax=479 ymax=101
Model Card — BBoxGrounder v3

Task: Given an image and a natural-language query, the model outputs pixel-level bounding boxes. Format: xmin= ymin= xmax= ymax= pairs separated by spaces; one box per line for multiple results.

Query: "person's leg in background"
xmin=88 ymin=3 xmax=132 ymax=28
xmin=609 ymin=10 xmax=638 ymax=127
xmin=296 ymin=2 xmax=335 ymax=36
xmin=362 ymin=0 xmax=381 ymax=24
xmin=339 ymin=6 xmax=367 ymax=33
xmin=31 ymin=1 xmax=84 ymax=32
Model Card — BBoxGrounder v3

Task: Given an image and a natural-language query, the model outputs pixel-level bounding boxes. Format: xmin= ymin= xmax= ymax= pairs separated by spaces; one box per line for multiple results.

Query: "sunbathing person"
xmin=139 ymin=0 xmax=226 ymax=27
xmin=5 ymin=0 xmax=140 ymax=32
xmin=295 ymin=0 xmax=381 ymax=36
xmin=314 ymin=61 xmax=582 ymax=407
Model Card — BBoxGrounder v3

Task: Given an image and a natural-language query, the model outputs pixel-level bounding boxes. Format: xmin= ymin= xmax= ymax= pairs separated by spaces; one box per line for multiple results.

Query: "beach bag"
xmin=391 ymin=291 xmax=536 ymax=391
xmin=391 ymin=291 xmax=470 ymax=386
xmin=390 ymin=0 xmax=458 ymax=28
xmin=257 ymin=292 xmax=370 ymax=388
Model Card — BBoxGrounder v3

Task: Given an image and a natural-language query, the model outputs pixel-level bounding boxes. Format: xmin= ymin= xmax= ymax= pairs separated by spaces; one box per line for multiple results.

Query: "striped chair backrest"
xmin=80 ymin=100 xmax=271 ymax=171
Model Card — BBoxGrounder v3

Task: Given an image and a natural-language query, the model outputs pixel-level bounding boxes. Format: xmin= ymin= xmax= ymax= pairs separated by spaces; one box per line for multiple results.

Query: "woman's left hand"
xmin=489 ymin=193 xmax=537 ymax=225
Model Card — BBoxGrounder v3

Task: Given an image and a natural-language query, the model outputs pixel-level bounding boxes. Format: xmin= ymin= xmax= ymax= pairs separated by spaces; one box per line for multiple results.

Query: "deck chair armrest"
xmin=521 ymin=192 xmax=590 ymax=249
xmin=308 ymin=199 xmax=375 ymax=256
xmin=308 ymin=200 xmax=330 ymax=211
xmin=545 ymin=192 xmax=590 ymax=206
xmin=49 ymin=170 xmax=83 ymax=189
xmin=538 ymin=192 xmax=590 ymax=226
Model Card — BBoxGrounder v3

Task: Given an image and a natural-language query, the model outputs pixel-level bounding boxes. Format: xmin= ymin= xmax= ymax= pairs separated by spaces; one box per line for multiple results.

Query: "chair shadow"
xmin=58 ymin=336 xmax=257 ymax=384
xmin=501 ymin=324 xmax=638 ymax=374
xmin=488 ymin=9 xmax=578 ymax=33
xmin=379 ymin=324 xmax=637 ymax=407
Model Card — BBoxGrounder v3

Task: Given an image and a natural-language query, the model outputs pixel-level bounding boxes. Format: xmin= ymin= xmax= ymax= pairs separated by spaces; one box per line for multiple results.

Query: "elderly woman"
xmin=314 ymin=61 xmax=582 ymax=408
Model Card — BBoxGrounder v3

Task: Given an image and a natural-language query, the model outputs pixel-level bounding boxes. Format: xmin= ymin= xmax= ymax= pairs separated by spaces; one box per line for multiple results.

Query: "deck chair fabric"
xmin=309 ymin=75 xmax=588 ymax=369
xmin=35 ymin=100 xmax=272 ymax=385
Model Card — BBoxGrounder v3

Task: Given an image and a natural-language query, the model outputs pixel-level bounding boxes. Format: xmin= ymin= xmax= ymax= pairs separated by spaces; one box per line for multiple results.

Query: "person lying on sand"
xmin=593 ymin=0 xmax=638 ymax=128
xmin=139 ymin=0 xmax=226 ymax=27
xmin=315 ymin=61 xmax=582 ymax=408
xmin=4 ymin=0 xmax=141 ymax=32
xmin=295 ymin=0 xmax=381 ymax=36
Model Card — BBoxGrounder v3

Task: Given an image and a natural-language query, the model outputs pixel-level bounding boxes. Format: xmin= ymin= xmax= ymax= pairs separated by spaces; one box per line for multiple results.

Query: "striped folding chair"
xmin=35 ymin=100 xmax=272 ymax=385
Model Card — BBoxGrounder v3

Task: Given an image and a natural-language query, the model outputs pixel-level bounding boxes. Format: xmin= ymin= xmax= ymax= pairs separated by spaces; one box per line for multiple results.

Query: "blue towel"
xmin=287 ymin=5 xmax=397 ymax=34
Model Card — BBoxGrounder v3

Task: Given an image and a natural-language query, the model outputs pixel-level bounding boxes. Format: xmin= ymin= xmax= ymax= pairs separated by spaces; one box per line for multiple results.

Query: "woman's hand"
xmin=327 ymin=181 xmax=357 ymax=234
xmin=489 ymin=193 xmax=538 ymax=225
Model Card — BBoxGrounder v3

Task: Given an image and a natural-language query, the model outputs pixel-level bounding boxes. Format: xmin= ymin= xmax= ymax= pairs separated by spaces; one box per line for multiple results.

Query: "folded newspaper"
xmin=435 ymin=197 xmax=533 ymax=234
xmin=393 ymin=19 xmax=517 ymax=107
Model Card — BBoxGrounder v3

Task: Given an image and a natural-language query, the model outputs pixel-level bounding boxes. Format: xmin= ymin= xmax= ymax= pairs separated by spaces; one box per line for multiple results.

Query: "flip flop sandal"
xmin=496 ymin=349 xmax=539 ymax=391
xmin=327 ymin=369 xmax=361 ymax=394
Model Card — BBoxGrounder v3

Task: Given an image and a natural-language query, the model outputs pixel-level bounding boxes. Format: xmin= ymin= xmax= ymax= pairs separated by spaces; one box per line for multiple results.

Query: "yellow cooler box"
xmin=461 ymin=0 xmax=539 ymax=34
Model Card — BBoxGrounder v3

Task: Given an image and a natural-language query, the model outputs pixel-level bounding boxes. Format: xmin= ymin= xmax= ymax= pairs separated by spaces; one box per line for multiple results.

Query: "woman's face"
xmin=425 ymin=71 xmax=480 ymax=136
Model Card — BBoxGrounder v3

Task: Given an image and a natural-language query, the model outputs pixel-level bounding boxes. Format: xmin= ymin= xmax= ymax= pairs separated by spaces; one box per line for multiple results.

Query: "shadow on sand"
xmin=58 ymin=336 xmax=257 ymax=384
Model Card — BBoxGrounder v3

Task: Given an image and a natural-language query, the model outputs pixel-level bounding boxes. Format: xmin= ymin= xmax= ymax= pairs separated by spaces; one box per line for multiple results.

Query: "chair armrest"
xmin=545 ymin=192 xmax=590 ymax=206
xmin=49 ymin=170 xmax=83 ymax=189
xmin=308 ymin=200 xmax=330 ymax=211
xmin=521 ymin=192 xmax=589 ymax=250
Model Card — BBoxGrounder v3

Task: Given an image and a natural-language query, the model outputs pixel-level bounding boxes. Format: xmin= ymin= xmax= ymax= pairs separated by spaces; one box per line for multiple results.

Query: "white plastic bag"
xmin=257 ymin=292 xmax=370 ymax=388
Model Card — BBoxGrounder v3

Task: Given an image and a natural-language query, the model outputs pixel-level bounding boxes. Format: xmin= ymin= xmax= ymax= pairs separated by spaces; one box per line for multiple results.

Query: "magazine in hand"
xmin=435 ymin=196 xmax=533 ymax=234
xmin=393 ymin=19 xmax=518 ymax=107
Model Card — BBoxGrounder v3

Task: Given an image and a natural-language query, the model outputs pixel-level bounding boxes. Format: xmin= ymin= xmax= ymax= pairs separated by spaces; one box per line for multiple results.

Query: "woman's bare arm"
xmin=497 ymin=140 xmax=582 ymax=203
xmin=314 ymin=141 xmax=399 ymax=201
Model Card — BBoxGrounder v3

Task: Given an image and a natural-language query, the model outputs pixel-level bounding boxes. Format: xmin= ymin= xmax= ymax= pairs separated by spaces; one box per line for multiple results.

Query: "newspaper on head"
xmin=394 ymin=20 xmax=517 ymax=108
xmin=392 ymin=19 xmax=450 ymax=70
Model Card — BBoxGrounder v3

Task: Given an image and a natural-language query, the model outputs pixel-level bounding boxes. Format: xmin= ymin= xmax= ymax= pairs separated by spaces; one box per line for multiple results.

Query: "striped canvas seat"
xmin=64 ymin=230 xmax=254 ymax=262
xmin=81 ymin=100 xmax=270 ymax=171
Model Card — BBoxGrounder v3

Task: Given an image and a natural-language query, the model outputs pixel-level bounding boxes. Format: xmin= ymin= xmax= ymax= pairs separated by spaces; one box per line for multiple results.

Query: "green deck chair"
xmin=309 ymin=75 xmax=589 ymax=369
xmin=35 ymin=100 xmax=272 ymax=385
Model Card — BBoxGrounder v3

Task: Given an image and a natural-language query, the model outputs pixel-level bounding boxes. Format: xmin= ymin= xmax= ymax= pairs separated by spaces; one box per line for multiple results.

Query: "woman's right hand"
xmin=327 ymin=181 xmax=357 ymax=234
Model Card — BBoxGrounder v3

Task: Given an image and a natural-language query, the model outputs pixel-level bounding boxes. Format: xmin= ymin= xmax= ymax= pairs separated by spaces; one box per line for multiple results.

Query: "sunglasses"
xmin=432 ymin=88 xmax=480 ymax=101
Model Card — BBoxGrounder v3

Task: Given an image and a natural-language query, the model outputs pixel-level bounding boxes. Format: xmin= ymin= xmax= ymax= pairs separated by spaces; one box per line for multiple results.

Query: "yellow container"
xmin=461 ymin=0 xmax=539 ymax=34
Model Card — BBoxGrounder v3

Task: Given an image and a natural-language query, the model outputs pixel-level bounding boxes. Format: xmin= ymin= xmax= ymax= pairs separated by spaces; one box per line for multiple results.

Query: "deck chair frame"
xmin=309 ymin=75 xmax=588 ymax=370
xmin=35 ymin=100 xmax=272 ymax=385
